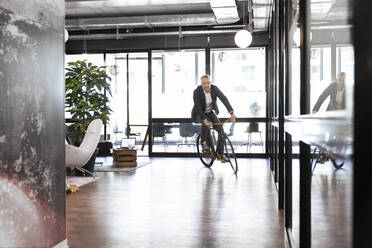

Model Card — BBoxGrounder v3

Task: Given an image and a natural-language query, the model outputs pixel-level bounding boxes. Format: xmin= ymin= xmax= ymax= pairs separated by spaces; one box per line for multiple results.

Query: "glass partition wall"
xmin=105 ymin=53 xmax=127 ymax=145
xmin=151 ymin=48 xmax=267 ymax=156
xmin=105 ymin=53 xmax=149 ymax=156
xmin=308 ymin=1 xmax=354 ymax=246
xmin=65 ymin=48 xmax=268 ymax=157
xmin=270 ymin=0 xmax=354 ymax=247
xmin=151 ymin=50 xmax=205 ymax=153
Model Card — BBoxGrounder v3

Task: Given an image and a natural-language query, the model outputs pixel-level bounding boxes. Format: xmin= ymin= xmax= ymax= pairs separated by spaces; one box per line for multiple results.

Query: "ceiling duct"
xmin=65 ymin=0 xmax=212 ymax=18
xmin=210 ymin=0 xmax=240 ymax=24
xmin=66 ymin=13 xmax=239 ymax=31
xmin=67 ymin=29 xmax=267 ymax=40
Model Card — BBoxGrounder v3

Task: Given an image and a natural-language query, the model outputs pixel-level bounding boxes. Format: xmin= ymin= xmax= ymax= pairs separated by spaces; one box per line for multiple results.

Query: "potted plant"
xmin=65 ymin=60 xmax=112 ymax=173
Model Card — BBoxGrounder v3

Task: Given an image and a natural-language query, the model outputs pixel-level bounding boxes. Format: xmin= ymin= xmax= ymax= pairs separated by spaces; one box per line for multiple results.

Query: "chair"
xmin=112 ymin=122 xmax=124 ymax=146
xmin=126 ymin=125 xmax=142 ymax=148
xmin=152 ymin=123 xmax=169 ymax=151
xmin=65 ymin=119 xmax=103 ymax=177
xmin=226 ymin=122 xmax=235 ymax=137
xmin=241 ymin=122 xmax=264 ymax=153
xmin=177 ymin=123 xmax=196 ymax=151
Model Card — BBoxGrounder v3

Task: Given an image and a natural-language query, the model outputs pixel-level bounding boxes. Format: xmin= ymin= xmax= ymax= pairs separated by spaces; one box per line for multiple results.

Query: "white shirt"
xmin=204 ymin=90 xmax=212 ymax=113
xmin=335 ymin=89 xmax=344 ymax=109
xmin=336 ymin=89 xmax=344 ymax=104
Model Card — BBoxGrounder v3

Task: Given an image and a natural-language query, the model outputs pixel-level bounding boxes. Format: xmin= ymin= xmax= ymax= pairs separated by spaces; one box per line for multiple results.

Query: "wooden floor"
xmin=292 ymin=159 xmax=352 ymax=247
xmin=67 ymin=158 xmax=288 ymax=248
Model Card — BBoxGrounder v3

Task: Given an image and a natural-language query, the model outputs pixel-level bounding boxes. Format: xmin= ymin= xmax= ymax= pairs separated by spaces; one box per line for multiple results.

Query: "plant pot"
xmin=97 ymin=141 xmax=113 ymax=156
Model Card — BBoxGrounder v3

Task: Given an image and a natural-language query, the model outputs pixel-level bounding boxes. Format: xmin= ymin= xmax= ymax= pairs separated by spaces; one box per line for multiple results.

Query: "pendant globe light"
xmin=235 ymin=1 xmax=252 ymax=48
xmin=64 ymin=28 xmax=69 ymax=43
xmin=235 ymin=29 xmax=252 ymax=48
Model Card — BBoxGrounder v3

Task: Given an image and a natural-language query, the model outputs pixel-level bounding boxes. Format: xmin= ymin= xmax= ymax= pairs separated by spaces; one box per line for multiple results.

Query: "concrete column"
xmin=0 ymin=1 xmax=66 ymax=247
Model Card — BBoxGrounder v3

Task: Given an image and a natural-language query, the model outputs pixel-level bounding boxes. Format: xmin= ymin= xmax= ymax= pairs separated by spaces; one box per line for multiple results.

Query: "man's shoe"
xmin=219 ymin=154 xmax=230 ymax=163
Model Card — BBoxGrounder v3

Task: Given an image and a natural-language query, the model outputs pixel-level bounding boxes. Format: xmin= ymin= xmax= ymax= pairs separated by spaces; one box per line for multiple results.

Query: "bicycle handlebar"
xmin=212 ymin=119 xmax=231 ymax=126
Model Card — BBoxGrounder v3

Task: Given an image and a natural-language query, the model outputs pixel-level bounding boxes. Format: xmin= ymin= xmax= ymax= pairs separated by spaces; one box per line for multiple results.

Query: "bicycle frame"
xmin=196 ymin=119 xmax=238 ymax=174
xmin=207 ymin=129 xmax=222 ymax=160
xmin=206 ymin=119 xmax=230 ymax=160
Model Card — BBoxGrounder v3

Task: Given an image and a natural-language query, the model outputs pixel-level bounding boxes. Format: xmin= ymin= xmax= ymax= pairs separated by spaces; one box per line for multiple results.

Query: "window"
xmin=310 ymin=46 xmax=332 ymax=113
xmin=64 ymin=54 xmax=104 ymax=120
xmin=105 ymin=53 xmax=149 ymax=156
xmin=211 ymin=48 xmax=266 ymax=118
xmin=151 ymin=121 xmax=266 ymax=154
xmin=152 ymin=50 xmax=205 ymax=118
xmin=337 ymin=46 xmax=354 ymax=84
xmin=291 ymin=48 xmax=301 ymax=116
xmin=337 ymin=45 xmax=354 ymax=113
xmin=105 ymin=53 xmax=128 ymax=137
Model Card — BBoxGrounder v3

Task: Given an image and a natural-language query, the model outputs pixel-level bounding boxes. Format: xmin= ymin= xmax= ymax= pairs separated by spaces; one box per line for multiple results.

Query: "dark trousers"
xmin=201 ymin=112 xmax=225 ymax=154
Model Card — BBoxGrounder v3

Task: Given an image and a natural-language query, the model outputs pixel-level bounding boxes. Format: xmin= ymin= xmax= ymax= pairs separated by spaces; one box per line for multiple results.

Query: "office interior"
xmin=0 ymin=0 xmax=371 ymax=247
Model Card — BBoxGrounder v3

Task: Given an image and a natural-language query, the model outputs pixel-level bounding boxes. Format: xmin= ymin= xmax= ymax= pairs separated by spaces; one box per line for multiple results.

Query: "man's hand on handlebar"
xmin=230 ymin=113 xmax=236 ymax=123
xmin=203 ymin=119 xmax=213 ymax=128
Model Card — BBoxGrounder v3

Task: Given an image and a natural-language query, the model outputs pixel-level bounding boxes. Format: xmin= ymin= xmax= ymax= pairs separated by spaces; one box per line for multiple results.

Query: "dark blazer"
xmin=191 ymin=85 xmax=234 ymax=122
xmin=312 ymin=82 xmax=345 ymax=112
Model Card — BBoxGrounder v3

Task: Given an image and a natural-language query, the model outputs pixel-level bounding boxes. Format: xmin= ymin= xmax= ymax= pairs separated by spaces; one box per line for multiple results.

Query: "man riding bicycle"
xmin=191 ymin=75 xmax=236 ymax=162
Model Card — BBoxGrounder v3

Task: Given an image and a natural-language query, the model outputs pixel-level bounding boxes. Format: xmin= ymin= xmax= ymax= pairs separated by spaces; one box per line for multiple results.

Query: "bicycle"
xmin=196 ymin=120 xmax=238 ymax=174
xmin=311 ymin=148 xmax=344 ymax=173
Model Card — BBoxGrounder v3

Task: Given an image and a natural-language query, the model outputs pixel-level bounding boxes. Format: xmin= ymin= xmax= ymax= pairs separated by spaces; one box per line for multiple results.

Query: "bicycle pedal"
xmin=218 ymin=155 xmax=229 ymax=163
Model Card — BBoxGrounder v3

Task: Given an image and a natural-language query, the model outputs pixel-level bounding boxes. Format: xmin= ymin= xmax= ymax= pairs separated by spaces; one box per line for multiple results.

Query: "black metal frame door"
xmin=353 ymin=0 xmax=372 ymax=247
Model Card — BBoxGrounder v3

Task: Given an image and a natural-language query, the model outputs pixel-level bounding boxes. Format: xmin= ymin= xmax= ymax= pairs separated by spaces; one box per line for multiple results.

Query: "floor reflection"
xmin=67 ymin=158 xmax=287 ymax=247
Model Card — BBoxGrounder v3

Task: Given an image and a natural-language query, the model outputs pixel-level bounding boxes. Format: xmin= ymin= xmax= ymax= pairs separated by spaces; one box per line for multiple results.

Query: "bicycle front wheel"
xmin=224 ymin=135 xmax=238 ymax=174
xmin=331 ymin=158 xmax=344 ymax=169
xmin=196 ymin=135 xmax=215 ymax=168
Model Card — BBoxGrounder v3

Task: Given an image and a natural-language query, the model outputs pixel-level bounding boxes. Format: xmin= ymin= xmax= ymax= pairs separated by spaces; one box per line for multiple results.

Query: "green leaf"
xmin=65 ymin=59 xmax=112 ymax=142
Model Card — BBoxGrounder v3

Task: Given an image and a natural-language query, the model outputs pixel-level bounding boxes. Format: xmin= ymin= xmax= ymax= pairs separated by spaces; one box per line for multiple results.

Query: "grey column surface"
xmin=0 ymin=1 xmax=66 ymax=247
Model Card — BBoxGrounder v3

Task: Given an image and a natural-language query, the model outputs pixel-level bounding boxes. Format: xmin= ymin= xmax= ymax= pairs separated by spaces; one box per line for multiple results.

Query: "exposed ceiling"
xmin=294 ymin=0 xmax=352 ymax=29
xmin=65 ymin=0 xmax=350 ymax=40
xmin=251 ymin=0 xmax=272 ymax=30
xmin=65 ymin=0 xmax=273 ymax=40
xmin=65 ymin=0 xmax=213 ymax=18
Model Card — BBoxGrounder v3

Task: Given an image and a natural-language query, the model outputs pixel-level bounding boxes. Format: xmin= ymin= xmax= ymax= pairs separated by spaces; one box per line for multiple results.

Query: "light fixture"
xmin=234 ymin=1 xmax=253 ymax=48
xmin=109 ymin=65 xmax=119 ymax=76
xmin=210 ymin=0 xmax=236 ymax=8
xmin=64 ymin=28 xmax=69 ymax=43
xmin=311 ymin=48 xmax=320 ymax=59
xmin=235 ymin=29 xmax=252 ymax=48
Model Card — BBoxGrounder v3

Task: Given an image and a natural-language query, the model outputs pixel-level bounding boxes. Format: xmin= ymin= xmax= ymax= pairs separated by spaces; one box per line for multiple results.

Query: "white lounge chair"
xmin=65 ymin=119 xmax=103 ymax=177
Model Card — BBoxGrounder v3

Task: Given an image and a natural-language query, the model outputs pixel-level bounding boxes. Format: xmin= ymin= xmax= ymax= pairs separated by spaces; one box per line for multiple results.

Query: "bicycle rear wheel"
xmin=224 ymin=135 xmax=238 ymax=174
xmin=196 ymin=135 xmax=215 ymax=168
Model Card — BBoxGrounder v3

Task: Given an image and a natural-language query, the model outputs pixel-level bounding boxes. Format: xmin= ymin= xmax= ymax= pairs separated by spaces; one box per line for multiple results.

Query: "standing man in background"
xmin=313 ymin=72 xmax=346 ymax=113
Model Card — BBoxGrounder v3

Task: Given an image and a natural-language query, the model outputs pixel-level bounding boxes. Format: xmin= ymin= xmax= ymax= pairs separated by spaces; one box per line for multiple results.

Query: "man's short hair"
xmin=200 ymin=74 xmax=210 ymax=81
